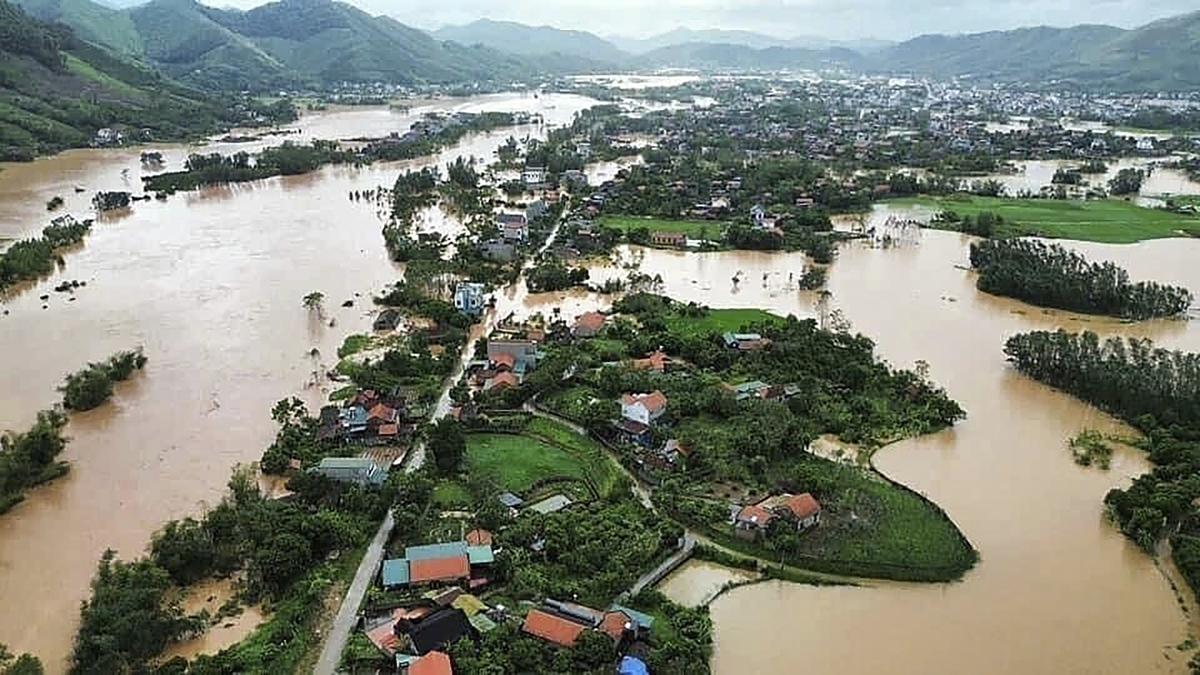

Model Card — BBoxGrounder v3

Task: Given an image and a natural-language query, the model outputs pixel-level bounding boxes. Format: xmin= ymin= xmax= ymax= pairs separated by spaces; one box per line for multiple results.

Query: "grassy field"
xmin=897 ymin=195 xmax=1200 ymax=244
xmin=465 ymin=433 xmax=586 ymax=493
xmin=599 ymin=215 xmax=727 ymax=237
xmin=781 ymin=459 xmax=976 ymax=576
xmin=665 ymin=307 xmax=783 ymax=338
xmin=431 ymin=480 xmax=471 ymax=509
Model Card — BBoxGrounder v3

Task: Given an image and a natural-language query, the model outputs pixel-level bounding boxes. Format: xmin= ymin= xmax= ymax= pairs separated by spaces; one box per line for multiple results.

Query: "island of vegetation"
xmin=969 ymin=239 xmax=1193 ymax=320
xmin=0 ymin=410 xmax=70 ymax=515
xmin=0 ymin=216 xmax=91 ymax=292
xmin=1003 ymin=331 xmax=1200 ymax=602
xmin=60 ymin=349 xmax=148 ymax=412
xmin=143 ymin=112 xmax=524 ymax=195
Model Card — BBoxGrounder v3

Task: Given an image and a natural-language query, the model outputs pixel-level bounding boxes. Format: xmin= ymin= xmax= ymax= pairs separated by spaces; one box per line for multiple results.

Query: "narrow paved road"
xmin=313 ymin=202 xmax=574 ymax=674
xmin=628 ymin=533 xmax=696 ymax=597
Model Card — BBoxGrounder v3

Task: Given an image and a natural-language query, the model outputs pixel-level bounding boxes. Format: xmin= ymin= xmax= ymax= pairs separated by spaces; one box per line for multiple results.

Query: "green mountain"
xmin=10 ymin=0 xmax=142 ymax=55
xmin=432 ymin=19 xmax=625 ymax=63
xmin=872 ymin=12 xmax=1200 ymax=90
xmin=16 ymin=0 xmax=545 ymax=90
xmin=202 ymin=0 xmax=535 ymax=86
xmin=0 ymin=0 xmax=286 ymax=160
xmin=127 ymin=0 xmax=291 ymax=90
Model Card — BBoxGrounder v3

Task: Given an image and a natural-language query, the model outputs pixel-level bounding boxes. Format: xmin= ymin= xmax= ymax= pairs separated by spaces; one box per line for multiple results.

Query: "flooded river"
xmin=0 ymin=91 xmax=597 ymax=671
xmin=633 ymin=224 xmax=1199 ymax=674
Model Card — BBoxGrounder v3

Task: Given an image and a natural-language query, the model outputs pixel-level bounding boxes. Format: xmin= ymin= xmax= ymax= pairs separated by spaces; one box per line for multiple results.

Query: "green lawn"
xmin=431 ymin=480 xmax=471 ymax=509
xmin=897 ymin=195 xmax=1200 ymax=244
xmin=665 ymin=308 xmax=783 ymax=338
xmin=465 ymin=433 xmax=586 ymax=493
xmin=599 ymin=215 xmax=727 ymax=237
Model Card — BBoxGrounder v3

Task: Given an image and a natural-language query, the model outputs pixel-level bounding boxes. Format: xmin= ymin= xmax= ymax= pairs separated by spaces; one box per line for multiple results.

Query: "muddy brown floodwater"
xmin=0 ymin=92 xmax=597 ymax=672
xmin=623 ymin=218 xmax=1200 ymax=674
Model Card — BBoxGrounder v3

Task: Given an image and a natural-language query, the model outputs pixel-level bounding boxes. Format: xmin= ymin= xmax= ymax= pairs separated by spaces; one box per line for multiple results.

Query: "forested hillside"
xmin=0 ymin=0 xmax=291 ymax=160
xmin=15 ymin=0 xmax=546 ymax=90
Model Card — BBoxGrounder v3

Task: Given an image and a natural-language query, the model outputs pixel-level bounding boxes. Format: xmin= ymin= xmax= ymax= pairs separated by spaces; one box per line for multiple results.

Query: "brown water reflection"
xmin=0 ymin=92 xmax=598 ymax=671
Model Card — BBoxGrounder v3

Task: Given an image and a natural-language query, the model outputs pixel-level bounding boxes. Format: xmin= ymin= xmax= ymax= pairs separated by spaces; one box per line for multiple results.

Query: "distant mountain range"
xmin=876 ymin=13 xmax=1200 ymax=90
xmin=427 ymin=14 xmax=1200 ymax=90
xmin=432 ymin=19 xmax=625 ymax=64
xmin=607 ymin=27 xmax=893 ymax=55
xmin=6 ymin=0 xmax=1200 ymax=97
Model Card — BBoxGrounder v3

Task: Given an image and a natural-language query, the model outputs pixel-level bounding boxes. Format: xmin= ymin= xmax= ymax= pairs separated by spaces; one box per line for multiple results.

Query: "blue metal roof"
xmin=404 ymin=541 xmax=468 ymax=561
xmin=610 ymin=604 xmax=655 ymax=631
xmin=466 ymin=545 xmax=494 ymax=565
xmin=381 ymin=559 xmax=409 ymax=587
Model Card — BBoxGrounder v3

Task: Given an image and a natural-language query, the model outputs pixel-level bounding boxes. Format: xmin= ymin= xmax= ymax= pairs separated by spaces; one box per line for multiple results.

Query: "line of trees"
xmin=0 ymin=215 xmax=91 ymax=290
xmin=144 ymin=141 xmax=351 ymax=193
xmin=1003 ymin=330 xmax=1200 ymax=595
xmin=970 ymin=239 xmax=1192 ymax=319
xmin=60 ymin=349 xmax=148 ymax=411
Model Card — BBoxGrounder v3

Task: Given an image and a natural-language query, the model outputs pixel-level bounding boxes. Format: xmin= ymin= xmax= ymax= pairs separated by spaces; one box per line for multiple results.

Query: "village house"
xmin=525 ymin=493 xmax=573 ymax=515
xmin=453 ymin=282 xmax=486 ymax=318
xmin=312 ymin=457 xmax=387 ymax=487
xmin=733 ymin=492 xmax=823 ymax=538
xmin=395 ymin=608 xmax=475 ymax=656
xmin=497 ymin=213 xmax=529 ymax=242
xmin=619 ymin=391 xmax=668 ymax=426
xmin=406 ymin=651 xmax=452 ymax=675
xmin=723 ymin=332 xmax=771 ymax=351
xmin=572 ymin=311 xmax=607 ymax=338
xmin=521 ymin=599 xmax=647 ymax=648
xmin=630 ymin=350 xmax=672 ymax=373
xmin=650 ymin=231 xmax=687 ymax=248
xmin=522 ymin=166 xmax=548 ymax=186
xmin=486 ymin=339 xmax=539 ymax=375
xmin=380 ymin=540 xmax=495 ymax=591
xmin=644 ymin=438 xmax=689 ymax=471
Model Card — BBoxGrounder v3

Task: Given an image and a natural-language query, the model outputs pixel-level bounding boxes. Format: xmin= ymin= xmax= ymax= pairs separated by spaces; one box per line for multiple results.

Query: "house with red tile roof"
xmin=619 ymin=391 xmax=668 ymax=426
xmin=465 ymin=529 xmax=493 ymax=546
xmin=522 ymin=609 xmax=587 ymax=647
xmin=410 ymin=557 xmax=471 ymax=585
xmin=733 ymin=503 xmax=776 ymax=539
xmin=408 ymin=651 xmax=453 ymax=675
xmin=483 ymin=371 xmax=519 ymax=391
xmin=572 ymin=311 xmax=607 ymax=337
xmin=760 ymin=492 xmax=823 ymax=530
xmin=630 ymin=350 xmax=671 ymax=373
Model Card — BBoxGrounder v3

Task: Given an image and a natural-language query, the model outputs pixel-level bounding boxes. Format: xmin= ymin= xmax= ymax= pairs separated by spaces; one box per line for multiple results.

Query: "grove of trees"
xmin=60 ymin=349 xmax=148 ymax=411
xmin=970 ymin=239 xmax=1192 ymax=319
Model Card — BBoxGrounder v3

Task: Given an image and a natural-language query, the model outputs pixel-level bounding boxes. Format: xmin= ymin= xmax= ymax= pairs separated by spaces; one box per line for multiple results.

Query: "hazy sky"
xmin=210 ymin=0 xmax=1196 ymax=40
